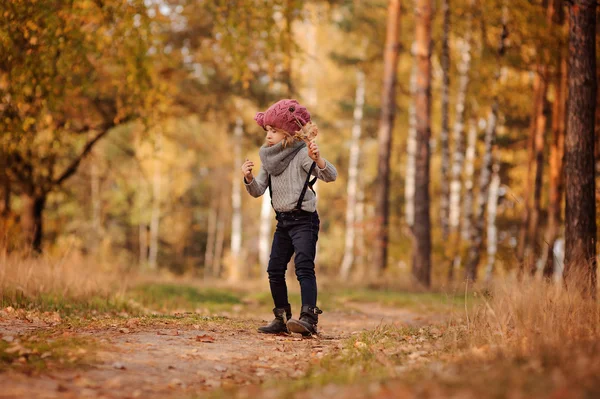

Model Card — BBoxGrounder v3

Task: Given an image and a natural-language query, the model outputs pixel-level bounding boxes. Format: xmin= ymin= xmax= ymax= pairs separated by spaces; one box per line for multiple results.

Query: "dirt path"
xmin=0 ymin=304 xmax=438 ymax=399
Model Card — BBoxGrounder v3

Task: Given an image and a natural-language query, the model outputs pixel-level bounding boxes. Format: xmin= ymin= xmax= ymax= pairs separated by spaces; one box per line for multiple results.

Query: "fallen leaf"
xmin=196 ymin=334 xmax=215 ymax=343
xmin=112 ymin=362 xmax=126 ymax=370
xmin=354 ymin=341 xmax=367 ymax=349
xmin=168 ymin=378 xmax=185 ymax=389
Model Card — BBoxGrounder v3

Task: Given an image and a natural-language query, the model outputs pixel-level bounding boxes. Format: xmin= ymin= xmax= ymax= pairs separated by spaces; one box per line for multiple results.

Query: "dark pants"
xmin=268 ymin=210 xmax=320 ymax=308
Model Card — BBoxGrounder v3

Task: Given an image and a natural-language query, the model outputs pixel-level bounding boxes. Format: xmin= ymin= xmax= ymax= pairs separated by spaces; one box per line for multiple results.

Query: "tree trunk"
xmin=447 ymin=7 xmax=473 ymax=281
xmin=412 ymin=0 xmax=433 ymax=287
xmin=405 ymin=59 xmax=417 ymax=228
xmin=229 ymin=118 xmax=244 ymax=281
xmin=450 ymin=118 xmax=478 ymax=280
xmin=355 ymin=168 xmax=366 ymax=279
xmin=90 ymin=160 xmax=101 ymax=253
xmin=516 ymin=73 xmax=546 ymax=273
xmin=543 ymin=49 xmax=567 ymax=278
xmin=484 ymin=163 xmax=501 ymax=282
xmin=528 ymin=67 xmax=549 ymax=275
xmin=464 ymin=6 xmax=507 ymax=281
xmin=204 ymin=193 xmax=218 ymax=278
xmin=213 ymin=189 xmax=228 ymax=278
xmin=20 ymin=192 xmax=46 ymax=254
xmin=148 ymin=133 xmax=162 ymax=270
xmin=564 ymin=0 xmax=597 ymax=297
xmin=439 ymin=0 xmax=451 ymax=239
xmin=461 ymin=118 xmax=477 ymax=241
xmin=449 ymin=36 xmax=472 ymax=232
xmin=341 ymin=69 xmax=366 ymax=280
xmin=258 ymin=192 xmax=272 ymax=272
xmin=465 ymin=104 xmax=499 ymax=281
xmin=373 ymin=0 xmax=402 ymax=273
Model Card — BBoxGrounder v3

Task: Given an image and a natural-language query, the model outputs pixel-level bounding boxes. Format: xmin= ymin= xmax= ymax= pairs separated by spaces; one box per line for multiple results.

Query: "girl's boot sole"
xmin=287 ymin=320 xmax=315 ymax=336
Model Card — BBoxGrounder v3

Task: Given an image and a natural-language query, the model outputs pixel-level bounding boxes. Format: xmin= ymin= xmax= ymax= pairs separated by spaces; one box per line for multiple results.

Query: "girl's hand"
xmin=242 ymin=159 xmax=254 ymax=182
xmin=308 ymin=141 xmax=321 ymax=162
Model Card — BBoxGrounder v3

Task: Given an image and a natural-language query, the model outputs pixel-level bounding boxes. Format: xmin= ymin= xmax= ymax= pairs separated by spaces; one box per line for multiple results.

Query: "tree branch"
xmin=52 ymin=129 xmax=110 ymax=187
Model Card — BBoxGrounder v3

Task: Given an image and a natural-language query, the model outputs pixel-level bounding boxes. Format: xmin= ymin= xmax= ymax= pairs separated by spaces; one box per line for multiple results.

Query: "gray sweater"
xmin=244 ymin=144 xmax=337 ymax=212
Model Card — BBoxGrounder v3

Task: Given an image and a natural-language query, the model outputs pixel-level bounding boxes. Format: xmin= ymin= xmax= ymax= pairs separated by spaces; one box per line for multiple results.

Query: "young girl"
xmin=241 ymin=99 xmax=337 ymax=336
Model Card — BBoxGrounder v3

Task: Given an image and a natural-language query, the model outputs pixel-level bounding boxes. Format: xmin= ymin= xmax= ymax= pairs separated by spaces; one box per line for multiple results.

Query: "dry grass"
xmin=0 ymin=252 xmax=134 ymax=313
xmin=425 ymin=277 xmax=600 ymax=397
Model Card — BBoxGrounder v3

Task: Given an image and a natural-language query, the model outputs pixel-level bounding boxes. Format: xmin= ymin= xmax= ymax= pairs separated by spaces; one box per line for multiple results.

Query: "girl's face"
xmin=265 ymin=125 xmax=287 ymax=147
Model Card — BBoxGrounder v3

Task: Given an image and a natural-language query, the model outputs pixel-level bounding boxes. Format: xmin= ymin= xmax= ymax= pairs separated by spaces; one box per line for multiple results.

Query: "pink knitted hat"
xmin=254 ymin=99 xmax=311 ymax=134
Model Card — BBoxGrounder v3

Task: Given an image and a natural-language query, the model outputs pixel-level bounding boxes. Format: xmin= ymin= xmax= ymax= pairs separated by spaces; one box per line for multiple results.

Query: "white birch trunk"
xmin=355 ymin=170 xmax=366 ymax=278
xmin=440 ymin=0 xmax=451 ymax=238
xmin=449 ymin=37 xmax=472 ymax=230
xmin=148 ymin=133 xmax=162 ymax=271
xmin=461 ymin=119 xmax=478 ymax=240
xmin=340 ymin=69 xmax=366 ymax=280
xmin=405 ymin=56 xmax=418 ymax=228
xmin=484 ymin=163 xmax=501 ymax=282
xmin=229 ymin=118 xmax=244 ymax=281
xmin=258 ymin=193 xmax=272 ymax=269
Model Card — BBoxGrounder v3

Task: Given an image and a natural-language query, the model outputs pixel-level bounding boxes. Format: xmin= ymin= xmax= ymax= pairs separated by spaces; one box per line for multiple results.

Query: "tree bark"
xmin=461 ymin=118 xmax=477 ymax=241
xmin=412 ymin=0 xmax=433 ymax=287
xmin=484 ymin=163 xmax=501 ymax=282
xmin=564 ymin=0 xmax=597 ymax=297
xmin=258 ymin=192 xmax=272 ymax=272
xmin=543 ymin=49 xmax=567 ymax=279
xmin=516 ymin=73 xmax=546 ymax=273
xmin=229 ymin=118 xmax=244 ymax=281
xmin=449 ymin=35 xmax=472 ymax=232
xmin=373 ymin=0 xmax=402 ymax=273
xmin=204 ymin=192 xmax=218 ymax=278
xmin=148 ymin=133 xmax=162 ymax=270
xmin=213 ymin=189 xmax=228 ymax=278
xmin=464 ymin=6 xmax=507 ymax=281
xmin=341 ymin=69 xmax=366 ymax=280
xmin=439 ymin=0 xmax=451 ymax=239
xmin=20 ymin=192 xmax=46 ymax=254
xmin=405 ymin=59 xmax=417 ymax=228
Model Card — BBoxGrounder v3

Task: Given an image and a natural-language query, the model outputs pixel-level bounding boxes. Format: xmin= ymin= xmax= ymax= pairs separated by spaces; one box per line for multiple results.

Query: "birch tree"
xmin=341 ymin=69 xmax=366 ymax=280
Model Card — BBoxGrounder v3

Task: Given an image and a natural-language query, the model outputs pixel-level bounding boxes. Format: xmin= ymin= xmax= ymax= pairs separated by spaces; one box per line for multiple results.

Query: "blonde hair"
xmin=267 ymin=126 xmax=299 ymax=148
xmin=267 ymin=122 xmax=318 ymax=148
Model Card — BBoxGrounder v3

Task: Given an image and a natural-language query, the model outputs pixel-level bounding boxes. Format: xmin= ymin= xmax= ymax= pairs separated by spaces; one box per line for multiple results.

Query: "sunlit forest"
xmin=1 ymin=0 xmax=599 ymax=398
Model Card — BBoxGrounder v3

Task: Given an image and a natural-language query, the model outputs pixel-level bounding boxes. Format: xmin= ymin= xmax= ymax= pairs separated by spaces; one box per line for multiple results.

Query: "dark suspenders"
xmin=268 ymin=161 xmax=317 ymax=211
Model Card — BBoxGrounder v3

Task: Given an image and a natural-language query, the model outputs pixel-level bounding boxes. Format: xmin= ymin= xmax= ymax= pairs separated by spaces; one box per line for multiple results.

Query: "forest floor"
xmin=2 ymin=278 xmax=600 ymax=399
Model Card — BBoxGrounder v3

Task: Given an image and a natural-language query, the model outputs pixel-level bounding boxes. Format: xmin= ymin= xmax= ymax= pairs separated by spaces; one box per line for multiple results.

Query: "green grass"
xmin=328 ymin=288 xmax=471 ymax=312
xmin=1 ymin=289 xmax=137 ymax=317
xmin=127 ymin=283 xmax=242 ymax=312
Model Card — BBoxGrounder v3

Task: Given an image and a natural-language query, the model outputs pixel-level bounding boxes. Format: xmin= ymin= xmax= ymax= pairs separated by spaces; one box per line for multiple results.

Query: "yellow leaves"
xmin=22 ymin=117 xmax=36 ymax=131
